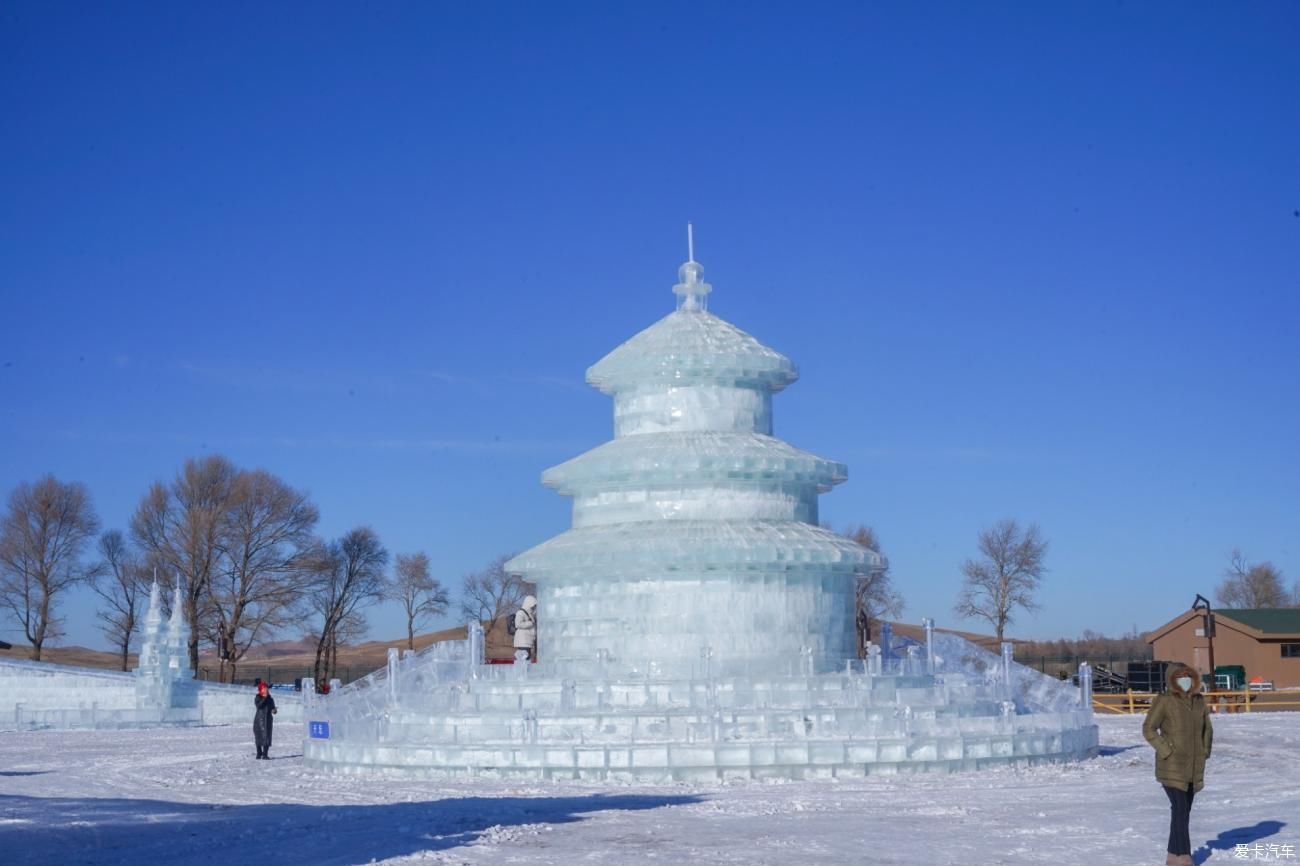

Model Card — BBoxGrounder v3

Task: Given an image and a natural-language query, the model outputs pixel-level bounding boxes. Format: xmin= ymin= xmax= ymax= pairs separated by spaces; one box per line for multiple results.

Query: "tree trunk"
xmin=186 ymin=591 xmax=203 ymax=676
xmin=31 ymin=593 xmax=49 ymax=661
xmin=120 ymin=643 xmax=130 ymax=672
xmin=408 ymin=620 xmax=415 ymax=652
xmin=312 ymin=641 xmax=328 ymax=690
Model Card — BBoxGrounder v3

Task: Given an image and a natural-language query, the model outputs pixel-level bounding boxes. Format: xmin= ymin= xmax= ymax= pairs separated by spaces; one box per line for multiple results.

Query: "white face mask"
xmin=1176 ymin=676 xmax=1194 ymax=692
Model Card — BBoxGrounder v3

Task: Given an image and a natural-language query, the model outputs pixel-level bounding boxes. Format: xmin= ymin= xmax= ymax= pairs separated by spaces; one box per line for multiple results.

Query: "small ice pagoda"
xmin=303 ymin=232 xmax=1098 ymax=780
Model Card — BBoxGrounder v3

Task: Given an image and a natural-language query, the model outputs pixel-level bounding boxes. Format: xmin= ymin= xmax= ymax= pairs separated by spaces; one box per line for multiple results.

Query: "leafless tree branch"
xmin=0 ymin=476 xmax=101 ymax=660
xmin=391 ymin=551 xmax=450 ymax=650
xmin=953 ymin=519 xmax=1048 ymax=642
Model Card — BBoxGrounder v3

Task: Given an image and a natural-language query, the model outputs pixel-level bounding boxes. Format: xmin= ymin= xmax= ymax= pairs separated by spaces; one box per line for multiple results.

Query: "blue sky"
xmin=1 ymin=2 xmax=1297 ymax=651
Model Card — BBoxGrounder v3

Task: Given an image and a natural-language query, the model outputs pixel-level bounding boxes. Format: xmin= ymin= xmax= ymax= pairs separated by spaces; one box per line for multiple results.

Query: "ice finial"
xmin=672 ymin=223 xmax=712 ymax=312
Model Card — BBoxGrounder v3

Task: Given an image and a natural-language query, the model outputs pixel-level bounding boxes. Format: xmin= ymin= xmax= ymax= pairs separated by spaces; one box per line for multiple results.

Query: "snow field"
xmin=0 ymin=713 xmax=1295 ymax=865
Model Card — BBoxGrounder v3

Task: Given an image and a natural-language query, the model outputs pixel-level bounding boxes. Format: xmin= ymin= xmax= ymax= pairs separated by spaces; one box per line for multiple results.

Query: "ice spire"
xmin=144 ymin=571 xmax=162 ymax=632
xmin=672 ymin=222 xmax=712 ymax=312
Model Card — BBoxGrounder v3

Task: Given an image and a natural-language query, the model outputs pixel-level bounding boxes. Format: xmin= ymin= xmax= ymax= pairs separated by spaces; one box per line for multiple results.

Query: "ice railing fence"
xmin=309 ymin=623 xmax=483 ymax=711
xmin=925 ymin=631 xmax=1086 ymax=714
xmin=6 ymin=704 xmax=200 ymax=731
xmin=312 ymin=621 xmax=1088 ymax=723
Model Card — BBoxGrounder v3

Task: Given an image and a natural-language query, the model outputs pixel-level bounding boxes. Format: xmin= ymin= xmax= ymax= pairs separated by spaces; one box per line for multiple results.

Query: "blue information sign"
xmin=308 ymin=721 xmax=330 ymax=739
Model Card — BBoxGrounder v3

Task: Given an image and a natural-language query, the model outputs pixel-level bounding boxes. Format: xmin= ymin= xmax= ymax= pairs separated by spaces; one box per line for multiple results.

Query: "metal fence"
xmin=196 ymin=665 xmax=365 ymax=688
xmin=1094 ymin=689 xmax=1300 ymax=714
xmin=1013 ymin=653 xmax=1154 ymax=679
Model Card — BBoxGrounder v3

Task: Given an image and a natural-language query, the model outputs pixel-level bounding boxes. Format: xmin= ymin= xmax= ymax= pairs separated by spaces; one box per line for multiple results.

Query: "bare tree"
xmin=838 ymin=525 xmax=903 ymax=656
xmin=92 ymin=530 xmax=149 ymax=671
xmin=131 ymin=455 xmax=237 ymax=673
xmin=1217 ymin=549 xmax=1287 ymax=608
xmin=954 ymin=519 xmax=1049 ymax=642
xmin=307 ymin=527 xmax=388 ymax=687
xmin=330 ymin=611 xmax=369 ymax=683
xmin=0 ymin=476 xmax=101 ymax=660
xmin=207 ymin=469 xmax=319 ymax=682
xmin=391 ymin=551 xmax=450 ymax=650
xmin=459 ymin=553 xmax=527 ymax=630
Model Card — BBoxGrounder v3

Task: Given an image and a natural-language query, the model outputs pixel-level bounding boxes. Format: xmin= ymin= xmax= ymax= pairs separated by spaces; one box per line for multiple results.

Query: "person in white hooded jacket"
xmin=512 ymin=595 xmax=538 ymax=662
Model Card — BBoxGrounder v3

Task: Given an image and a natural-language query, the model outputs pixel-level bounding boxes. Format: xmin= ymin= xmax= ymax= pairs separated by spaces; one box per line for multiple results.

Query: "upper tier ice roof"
xmin=542 ymin=432 xmax=847 ymax=495
xmin=585 ymin=259 xmax=798 ymax=395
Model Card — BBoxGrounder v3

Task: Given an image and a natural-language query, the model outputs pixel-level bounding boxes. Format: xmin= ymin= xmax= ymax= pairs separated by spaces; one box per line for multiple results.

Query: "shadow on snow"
xmin=0 ymin=791 xmax=703 ymax=866
xmin=1096 ymin=745 xmax=1141 ymax=757
xmin=1194 ymin=820 xmax=1287 ymax=865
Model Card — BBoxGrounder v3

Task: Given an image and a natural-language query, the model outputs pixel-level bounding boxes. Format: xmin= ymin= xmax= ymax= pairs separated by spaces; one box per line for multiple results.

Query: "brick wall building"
xmin=1146 ymin=608 xmax=1300 ymax=688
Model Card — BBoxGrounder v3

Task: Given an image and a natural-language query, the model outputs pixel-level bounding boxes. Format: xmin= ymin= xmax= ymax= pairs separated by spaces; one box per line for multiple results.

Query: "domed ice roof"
xmin=542 ymin=431 xmax=847 ymax=495
xmin=505 ymin=519 xmax=881 ymax=579
xmin=585 ymin=308 xmax=799 ymax=395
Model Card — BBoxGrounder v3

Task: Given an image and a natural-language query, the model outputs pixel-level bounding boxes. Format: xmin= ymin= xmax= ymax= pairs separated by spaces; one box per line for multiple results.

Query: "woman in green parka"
xmin=1142 ymin=663 xmax=1213 ymax=866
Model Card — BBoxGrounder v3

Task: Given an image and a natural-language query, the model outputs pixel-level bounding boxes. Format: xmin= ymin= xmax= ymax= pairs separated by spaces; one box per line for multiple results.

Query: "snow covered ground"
xmin=1 ymin=713 xmax=1295 ymax=866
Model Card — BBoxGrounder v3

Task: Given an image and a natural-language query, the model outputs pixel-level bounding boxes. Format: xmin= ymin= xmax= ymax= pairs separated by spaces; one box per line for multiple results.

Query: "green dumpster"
xmin=1213 ymin=665 xmax=1246 ymax=690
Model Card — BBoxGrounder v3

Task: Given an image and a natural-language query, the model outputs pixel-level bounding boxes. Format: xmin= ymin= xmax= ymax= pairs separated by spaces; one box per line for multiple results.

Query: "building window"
xmin=1283 ymin=644 xmax=1300 ymax=659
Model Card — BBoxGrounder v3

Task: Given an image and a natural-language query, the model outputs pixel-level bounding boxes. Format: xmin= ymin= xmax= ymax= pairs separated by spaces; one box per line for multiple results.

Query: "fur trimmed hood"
xmin=1166 ymin=663 xmax=1202 ymax=696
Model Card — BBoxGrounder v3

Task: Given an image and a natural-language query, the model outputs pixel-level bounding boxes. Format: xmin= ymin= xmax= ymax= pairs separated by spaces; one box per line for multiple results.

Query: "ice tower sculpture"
xmin=505 ymin=243 xmax=877 ymax=674
xmin=134 ymin=576 xmax=197 ymax=714
xmin=302 ymin=235 xmax=1098 ymax=780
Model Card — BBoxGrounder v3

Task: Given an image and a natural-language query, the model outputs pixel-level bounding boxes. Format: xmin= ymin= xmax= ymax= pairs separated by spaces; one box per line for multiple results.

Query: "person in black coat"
xmin=254 ymin=681 xmax=277 ymax=759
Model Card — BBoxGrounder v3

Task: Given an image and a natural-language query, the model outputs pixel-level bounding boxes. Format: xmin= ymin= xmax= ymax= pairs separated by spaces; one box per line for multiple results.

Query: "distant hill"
xmin=0 ymin=644 xmax=139 ymax=671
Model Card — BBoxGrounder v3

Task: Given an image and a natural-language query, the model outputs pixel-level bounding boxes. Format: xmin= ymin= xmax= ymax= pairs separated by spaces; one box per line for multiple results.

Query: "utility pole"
xmin=1192 ymin=594 xmax=1216 ymax=689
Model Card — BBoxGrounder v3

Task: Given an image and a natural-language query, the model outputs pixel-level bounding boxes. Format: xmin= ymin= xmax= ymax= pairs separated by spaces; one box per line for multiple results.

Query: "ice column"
xmin=387 ymin=648 xmax=400 ymax=705
xmin=1000 ymin=642 xmax=1014 ymax=700
xmin=467 ymin=622 xmax=485 ymax=679
xmin=921 ymin=618 xmax=935 ymax=674
xmin=1078 ymin=662 xmax=1093 ymax=711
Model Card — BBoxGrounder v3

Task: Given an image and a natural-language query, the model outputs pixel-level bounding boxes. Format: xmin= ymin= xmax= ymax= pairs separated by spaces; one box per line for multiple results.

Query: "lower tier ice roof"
xmin=506 ymin=519 xmax=881 ymax=579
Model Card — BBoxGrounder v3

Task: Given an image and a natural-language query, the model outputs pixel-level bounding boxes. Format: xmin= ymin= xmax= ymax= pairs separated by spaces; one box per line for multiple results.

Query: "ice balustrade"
xmin=303 ymin=620 xmax=1095 ymax=780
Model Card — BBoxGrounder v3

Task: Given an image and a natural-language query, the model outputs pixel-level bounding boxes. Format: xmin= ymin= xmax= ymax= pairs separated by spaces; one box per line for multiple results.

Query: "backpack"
xmin=507 ymin=608 xmax=533 ymax=636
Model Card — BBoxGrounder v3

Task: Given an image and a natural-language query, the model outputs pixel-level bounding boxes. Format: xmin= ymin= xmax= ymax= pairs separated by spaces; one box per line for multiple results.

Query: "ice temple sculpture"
xmin=303 ymin=239 xmax=1098 ymax=780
